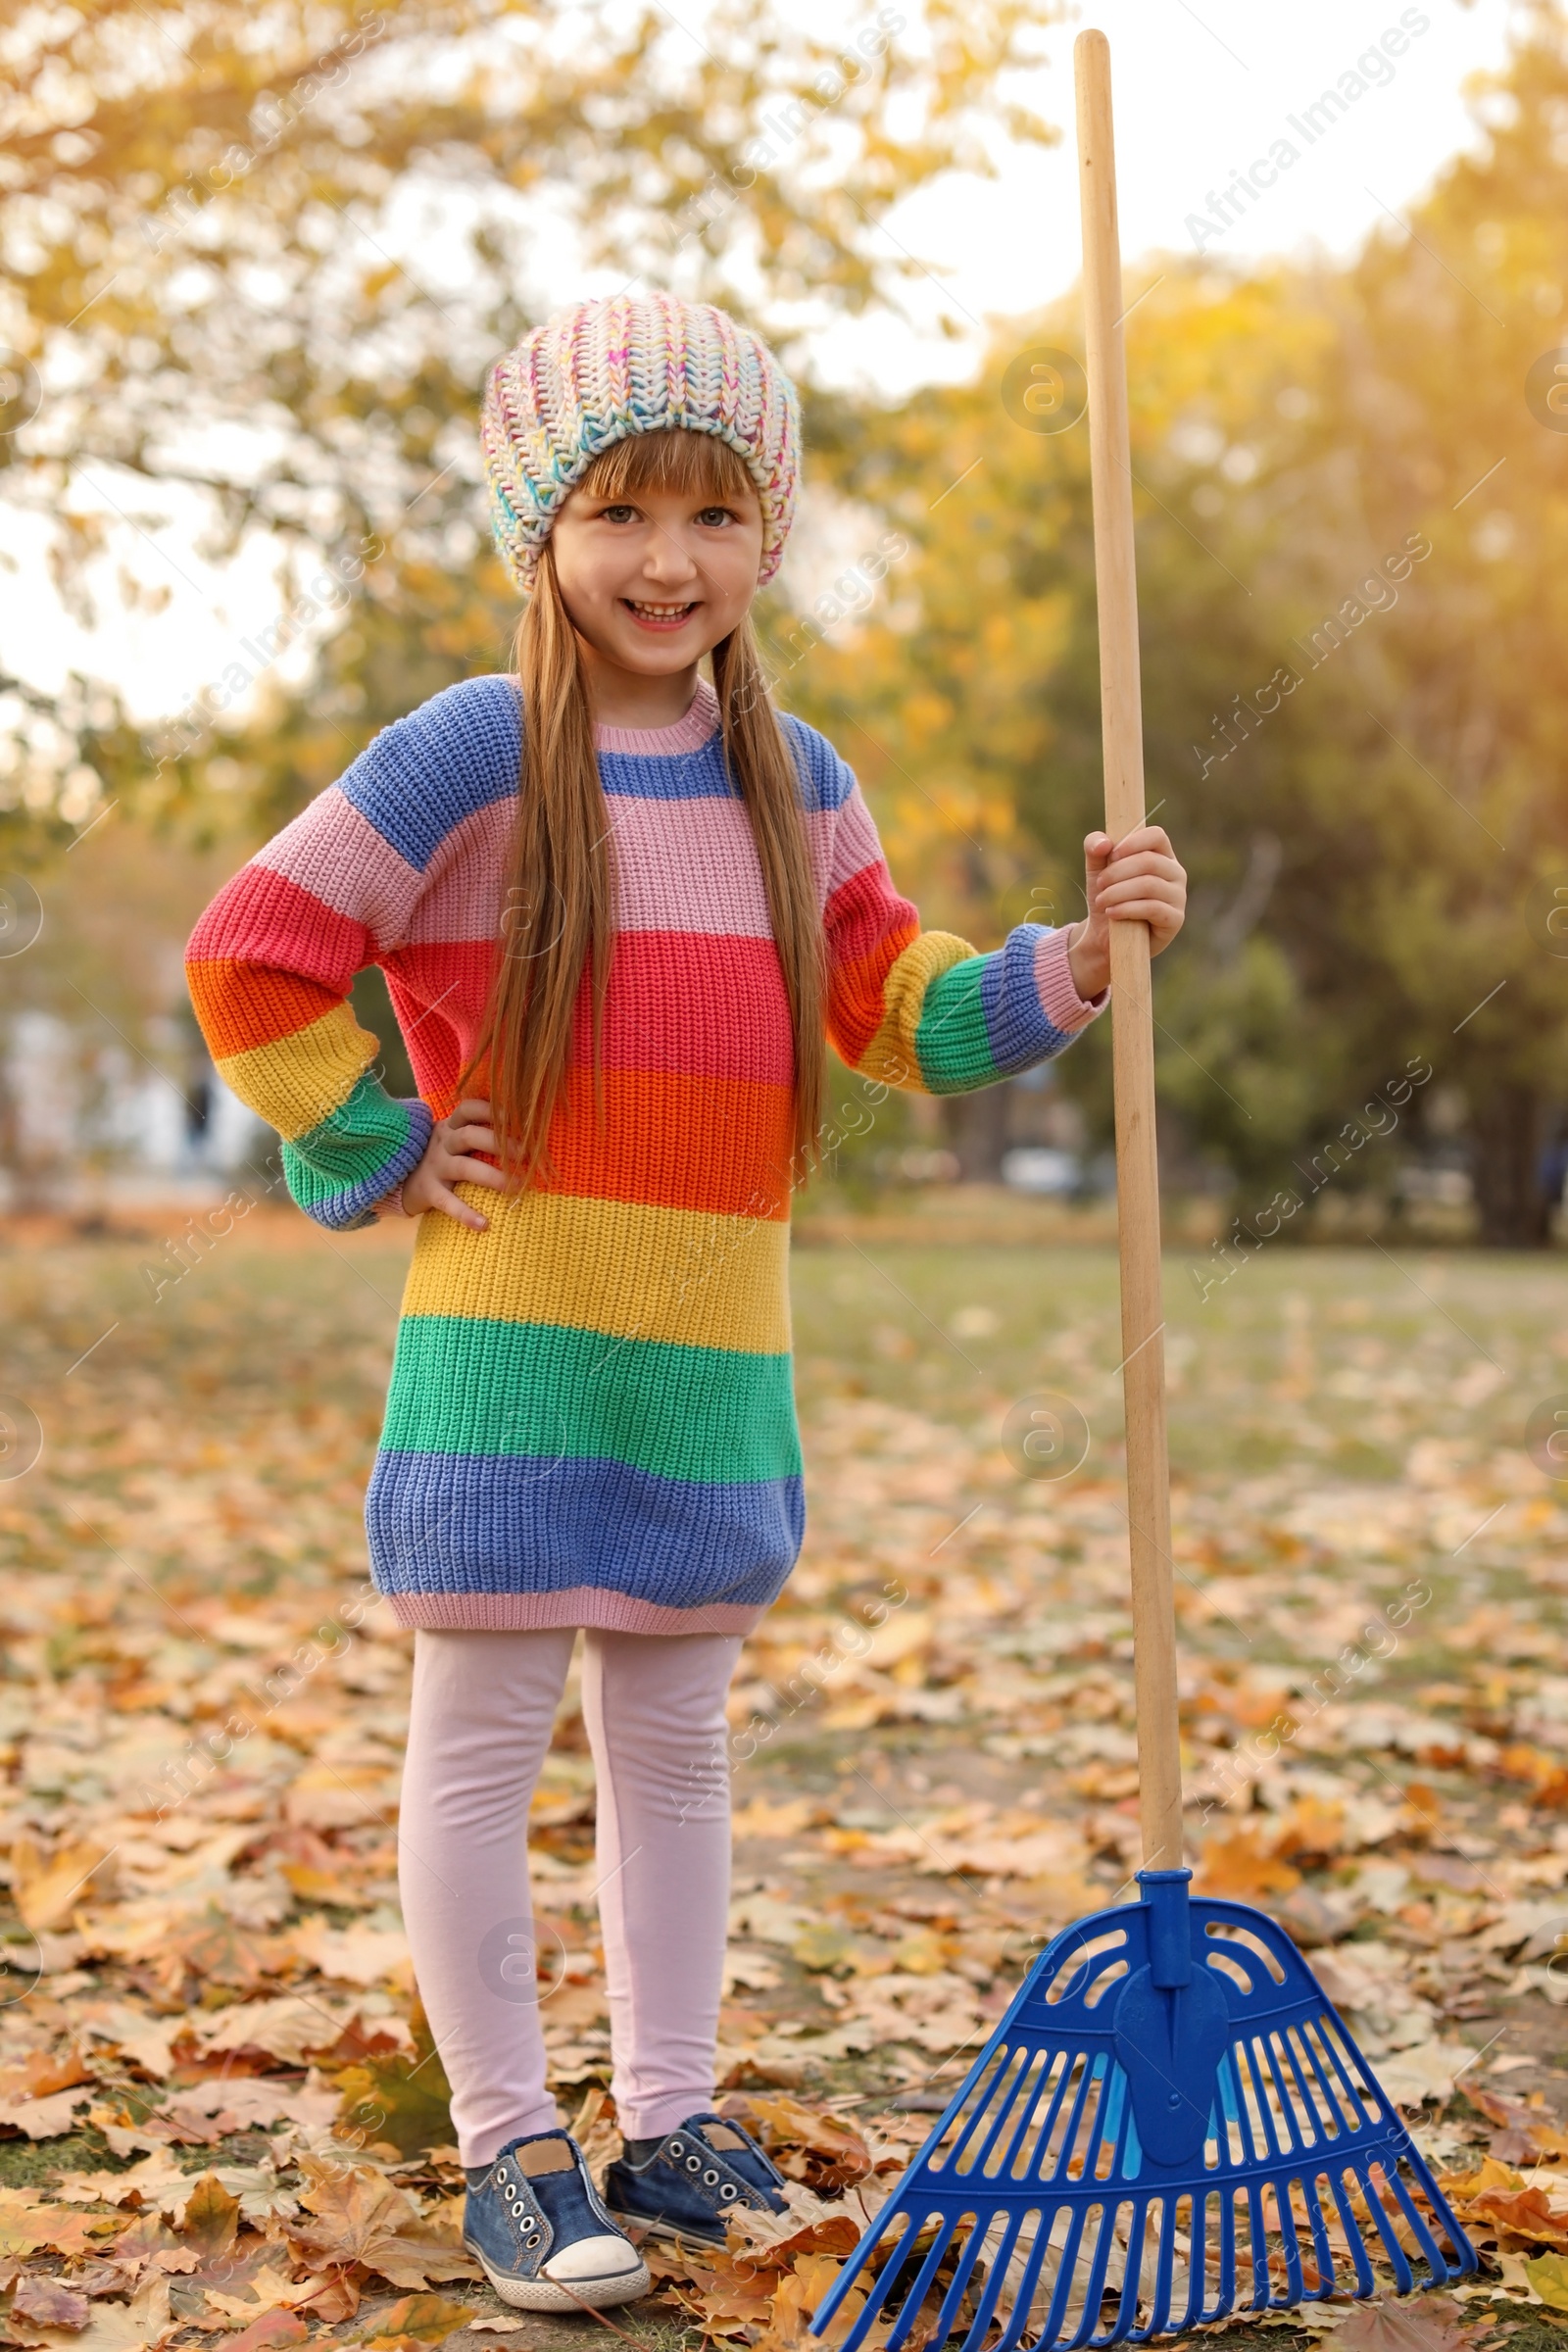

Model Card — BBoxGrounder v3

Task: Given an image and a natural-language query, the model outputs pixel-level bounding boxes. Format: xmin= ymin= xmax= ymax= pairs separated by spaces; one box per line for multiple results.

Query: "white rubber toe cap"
xmin=543 ymin=2232 xmax=648 ymax=2285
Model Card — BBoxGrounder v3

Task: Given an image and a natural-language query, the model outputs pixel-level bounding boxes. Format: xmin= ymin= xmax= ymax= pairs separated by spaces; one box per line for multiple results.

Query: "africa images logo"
xmin=1185 ymin=11 xmax=1432 ymax=253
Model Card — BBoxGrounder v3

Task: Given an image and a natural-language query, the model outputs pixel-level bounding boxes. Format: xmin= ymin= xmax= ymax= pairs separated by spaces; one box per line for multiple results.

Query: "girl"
xmin=186 ymin=292 xmax=1187 ymax=2311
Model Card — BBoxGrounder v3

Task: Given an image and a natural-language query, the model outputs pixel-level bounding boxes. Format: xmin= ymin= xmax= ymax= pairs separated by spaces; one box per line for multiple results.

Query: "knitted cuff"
xmin=283 ymin=1093 xmax=434 ymax=1232
xmin=1035 ymin=926 xmax=1108 ymax=1035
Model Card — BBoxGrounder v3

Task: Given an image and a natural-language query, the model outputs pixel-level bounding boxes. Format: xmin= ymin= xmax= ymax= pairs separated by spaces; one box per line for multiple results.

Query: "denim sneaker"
xmin=604 ymin=2111 xmax=789 ymax=2247
xmin=464 ymin=2128 xmax=650 ymax=2309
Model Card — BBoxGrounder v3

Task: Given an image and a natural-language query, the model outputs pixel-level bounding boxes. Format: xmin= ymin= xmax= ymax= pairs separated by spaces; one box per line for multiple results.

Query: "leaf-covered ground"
xmin=2 ymin=1209 xmax=1568 ymax=2349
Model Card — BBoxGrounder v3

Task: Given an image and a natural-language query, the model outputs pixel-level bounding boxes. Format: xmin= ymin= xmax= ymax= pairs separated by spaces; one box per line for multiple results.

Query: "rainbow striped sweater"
xmin=186 ymin=674 xmax=1103 ymax=1633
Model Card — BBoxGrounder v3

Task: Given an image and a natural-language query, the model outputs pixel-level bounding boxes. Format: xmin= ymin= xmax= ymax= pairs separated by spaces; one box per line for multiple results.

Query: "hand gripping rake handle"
xmin=1075 ymin=30 xmax=1183 ymax=1877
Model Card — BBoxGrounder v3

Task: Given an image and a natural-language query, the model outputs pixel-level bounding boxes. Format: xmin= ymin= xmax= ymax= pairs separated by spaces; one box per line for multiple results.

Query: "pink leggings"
xmin=397 ymin=1627 xmax=742 ymax=2167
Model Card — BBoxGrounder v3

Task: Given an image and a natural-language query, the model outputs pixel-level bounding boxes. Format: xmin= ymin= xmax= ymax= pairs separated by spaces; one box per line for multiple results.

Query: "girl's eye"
xmin=597 ymin=501 xmax=737 ymax=526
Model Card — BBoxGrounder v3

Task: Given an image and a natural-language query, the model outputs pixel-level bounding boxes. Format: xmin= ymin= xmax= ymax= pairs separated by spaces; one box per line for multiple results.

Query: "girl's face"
xmin=549 ymin=475 xmax=765 ymax=676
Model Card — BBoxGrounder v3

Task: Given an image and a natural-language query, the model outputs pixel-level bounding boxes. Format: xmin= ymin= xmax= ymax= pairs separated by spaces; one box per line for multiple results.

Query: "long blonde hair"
xmin=464 ymin=427 xmax=824 ymax=1187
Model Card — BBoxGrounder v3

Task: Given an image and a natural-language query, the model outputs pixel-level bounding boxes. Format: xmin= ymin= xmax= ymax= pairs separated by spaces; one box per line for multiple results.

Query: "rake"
xmin=808 ymin=31 xmax=1477 ymax=2352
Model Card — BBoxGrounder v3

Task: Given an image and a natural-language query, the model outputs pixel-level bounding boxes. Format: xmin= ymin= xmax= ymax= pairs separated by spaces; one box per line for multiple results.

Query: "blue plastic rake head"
xmin=810 ymin=1872 xmax=1475 ymax=2352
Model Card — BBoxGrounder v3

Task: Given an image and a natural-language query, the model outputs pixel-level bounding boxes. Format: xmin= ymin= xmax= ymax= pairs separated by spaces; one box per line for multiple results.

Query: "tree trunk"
xmin=1471 ymin=1084 xmax=1552 ymax=1248
xmin=942 ymin=1082 xmax=1012 ymax=1182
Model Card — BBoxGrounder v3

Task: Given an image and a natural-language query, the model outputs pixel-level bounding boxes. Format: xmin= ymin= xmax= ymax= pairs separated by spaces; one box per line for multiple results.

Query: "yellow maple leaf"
xmin=1528 ymin=2252 xmax=1568 ymax=2310
xmin=10 ymin=1836 xmax=116 ymax=1931
xmin=1192 ymin=1828 xmax=1301 ymax=1899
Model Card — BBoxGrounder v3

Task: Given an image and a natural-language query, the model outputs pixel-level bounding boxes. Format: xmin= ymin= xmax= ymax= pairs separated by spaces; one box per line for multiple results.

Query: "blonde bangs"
xmin=576 ymin=425 xmax=757 ymax=508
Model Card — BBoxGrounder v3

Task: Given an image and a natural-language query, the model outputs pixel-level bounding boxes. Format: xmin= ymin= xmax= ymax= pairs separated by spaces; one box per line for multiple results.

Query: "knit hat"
xmin=480 ymin=292 xmax=802 ymax=594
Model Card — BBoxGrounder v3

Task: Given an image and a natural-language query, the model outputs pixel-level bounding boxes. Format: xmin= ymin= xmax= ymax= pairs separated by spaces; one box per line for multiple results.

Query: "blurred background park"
xmin=2 ymin=0 xmax=1568 ymax=1250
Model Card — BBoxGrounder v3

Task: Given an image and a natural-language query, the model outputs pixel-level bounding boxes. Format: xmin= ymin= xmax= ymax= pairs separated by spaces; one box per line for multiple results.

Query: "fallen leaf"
xmin=61 ymin=2261 xmax=128 ymax=2302
xmin=1469 ymin=2088 xmax=1568 ymax=2160
xmin=79 ymin=2008 xmax=184 ymax=2081
xmin=10 ymin=1839 xmax=117 ymax=1933
xmin=34 ymin=2269 xmax=176 ymax=2351
xmin=1528 ymin=2251 xmax=1568 ymax=2310
xmin=362 ymin=2291 xmax=478 ymax=2342
xmin=199 ymin=2264 xmax=326 ymax=2320
xmin=1465 ymin=2185 xmax=1568 ymax=2247
xmin=1271 ymin=1796 xmax=1348 ymax=1862
xmin=285 ymin=1915 xmax=410 ymax=1987
xmin=1337 ymin=2292 xmax=1492 ymax=2352
xmin=110 ymin=2210 xmax=198 ymax=2269
xmin=12 ymin=2272 xmax=92 ymax=2327
xmin=789 ymin=1924 xmax=856 ymax=1974
xmin=335 ymin=1999 xmax=454 ymax=2158
xmin=566 ymin=2084 xmax=622 ymax=2185
xmin=1495 ymin=1745 xmax=1568 ymax=1803
xmin=285 ymin=2156 xmax=478 ymax=2290
xmin=1437 ymin=2157 xmax=1526 ymax=2198
xmin=195 ymin=1993 xmax=356 ymax=2066
xmin=653 ymin=2249 xmax=777 ymax=2338
xmin=175 ymin=2171 xmax=241 ymax=2260
xmin=757 ymin=2253 xmax=850 ymax=2352
xmin=47 ymin=2154 xmax=189 ymax=2211
xmin=0 ymin=2051 xmax=93 ymax=2102
xmin=886 ymin=1929 xmax=955 ymax=1977
xmin=0 ymin=2086 xmax=94 ymax=2140
xmin=1193 ymin=1828 xmax=1302 ymax=1899
xmin=724 ymin=2095 xmax=874 ymax=2192
xmin=155 ymin=1912 xmax=284 ymax=1996
xmin=0 ymin=2192 xmax=121 ymax=2259
xmin=153 ymin=2075 xmax=338 ymax=2140
xmin=210 ymin=2314 xmax=309 ymax=2352
xmin=732 ymin=1797 xmax=822 ymax=1839
xmin=283 ymin=1761 xmax=399 ymax=1831
xmin=88 ymin=2103 xmax=206 ymax=2157
xmin=1369 ymin=2038 xmax=1478 ymax=2108
xmin=298 ymin=2271 xmax=359 ymax=2322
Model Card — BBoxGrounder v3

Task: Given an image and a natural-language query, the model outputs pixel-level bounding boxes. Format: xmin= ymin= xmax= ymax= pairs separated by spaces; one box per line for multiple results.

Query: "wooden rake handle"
xmin=1074 ymin=29 xmax=1183 ymax=1874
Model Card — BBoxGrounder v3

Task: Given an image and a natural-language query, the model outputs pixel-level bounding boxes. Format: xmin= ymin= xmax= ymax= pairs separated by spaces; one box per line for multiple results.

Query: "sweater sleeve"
xmin=789 ymin=718 xmax=1106 ymax=1095
xmin=184 ymin=676 xmax=520 ymax=1232
xmin=185 ymin=804 xmax=433 ymax=1233
xmin=186 ymin=682 xmax=523 ymax=1232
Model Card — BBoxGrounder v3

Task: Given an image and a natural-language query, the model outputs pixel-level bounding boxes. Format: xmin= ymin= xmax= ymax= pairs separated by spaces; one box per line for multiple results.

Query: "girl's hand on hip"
xmin=1065 ymin=825 xmax=1188 ymax=1001
xmin=379 ymin=1099 xmax=508 ymax=1231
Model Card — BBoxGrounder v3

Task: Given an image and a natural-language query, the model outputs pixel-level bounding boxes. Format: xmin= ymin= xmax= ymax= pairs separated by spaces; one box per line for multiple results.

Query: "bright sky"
xmin=808 ymin=0 xmax=1520 ymax=392
xmin=0 ymin=0 xmax=1524 ymax=732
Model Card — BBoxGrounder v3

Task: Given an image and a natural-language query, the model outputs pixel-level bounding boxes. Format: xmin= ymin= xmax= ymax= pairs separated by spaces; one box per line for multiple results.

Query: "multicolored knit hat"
xmin=480 ymin=292 xmax=802 ymax=594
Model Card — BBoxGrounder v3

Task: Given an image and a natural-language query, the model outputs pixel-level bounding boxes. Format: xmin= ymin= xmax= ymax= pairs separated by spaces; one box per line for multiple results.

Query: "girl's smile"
xmin=621 ymin=596 xmax=701 ymax=630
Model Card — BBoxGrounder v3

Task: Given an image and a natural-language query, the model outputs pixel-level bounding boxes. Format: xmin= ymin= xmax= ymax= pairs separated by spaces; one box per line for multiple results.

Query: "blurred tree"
xmin=0 ymin=0 xmax=1063 ymax=848
xmin=1245 ymin=0 xmax=1568 ymax=1244
xmin=784 ymin=265 xmax=1341 ymax=1196
xmin=791 ymin=0 xmax=1568 ymax=1242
